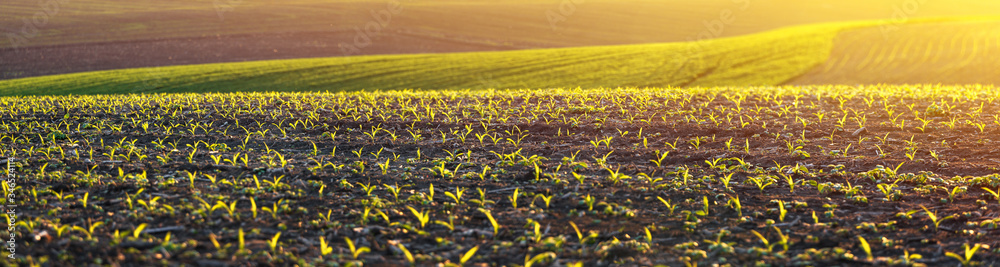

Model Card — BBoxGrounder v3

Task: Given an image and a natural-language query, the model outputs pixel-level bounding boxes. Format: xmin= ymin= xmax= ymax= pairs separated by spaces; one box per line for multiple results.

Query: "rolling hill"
xmin=4 ymin=0 xmax=1000 ymax=48
xmin=0 ymin=21 xmax=860 ymax=95
xmin=1 ymin=18 xmax=998 ymax=96
xmin=787 ymin=19 xmax=1000 ymax=85
xmin=4 ymin=0 xmax=1000 ymax=80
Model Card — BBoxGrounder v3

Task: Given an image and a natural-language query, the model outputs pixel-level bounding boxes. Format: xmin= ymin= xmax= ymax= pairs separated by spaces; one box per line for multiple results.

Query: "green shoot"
xmin=921 ymin=205 xmax=953 ymax=231
xmin=657 ymin=196 xmax=677 ymax=215
xmin=268 ymin=232 xmax=281 ymax=253
xmin=396 ymin=243 xmax=415 ymax=266
xmin=478 ymin=208 xmax=500 ymax=237
xmin=857 ymin=236 xmax=873 ymax=261
xmin=945 ymin=243 xmax=982 ymax=266
xmin=320 ymin=237 xmax=333 ymax=256
xmin=345 ymin=237 xmax=370 ymax=259
xmin=406 ymin=206 xmax=431 ymax=229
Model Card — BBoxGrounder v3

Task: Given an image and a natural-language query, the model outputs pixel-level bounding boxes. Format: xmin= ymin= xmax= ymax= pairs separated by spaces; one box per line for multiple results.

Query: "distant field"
xmin=4 ymin=0 xmax=1000 ymax=47
xmin=0 ymin=21 xmax=862 ymax=96
xmin=788 ymin=20 xmax=1000 ymax=85
xmin=4 ymin=0 xmax=1000 ymax=80
xmin=4 ymin=18 xmax=1000 ymax=96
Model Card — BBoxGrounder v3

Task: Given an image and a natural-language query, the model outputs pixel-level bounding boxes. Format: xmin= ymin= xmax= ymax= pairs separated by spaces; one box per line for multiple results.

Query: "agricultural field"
xmin=787 ymin=19 xmax=1000 ymax=85
xmin=7 ymin=85 xmax=1000 ymax=265
xmin=4 ymin=0 xmax=1000 ymax=48
xmin=5 ymin=0 xmax=1000 ymax=266
xmin=5 ymin=17 xmax=1000 ymax=95
xmin=5 ymin=0 xmax=1000 ymax=80
xmin=0 ymin=20 xmax=858 ymax=96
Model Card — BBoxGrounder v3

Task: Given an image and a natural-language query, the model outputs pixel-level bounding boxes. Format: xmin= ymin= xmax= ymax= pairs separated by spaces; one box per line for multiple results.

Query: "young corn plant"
xmin=695 ymin=196 xmax=710 ymax=217
xmin=983 ymin=187 xmax=1000 ymax=205
xmin=776 ymin=200 xmax=787 ymax=222
xmin=568 ymin=221 xmax=597 ymax=244
xmin=656 ymin=196 xmax=677 ymax=216
xmin=79 ymin=192 xmax=90 ymax=209
xmin=887 ymin=249 xmax=922 ymax=266
xmin=854 ymin=235 xmax=874 ymax=262
xmin=921 ymin=205 xmax=954 ymax=231
xmin=650 ymin=150 xmax=669 ymax=167
xmin=133 ymin=223 xmax=148 ymax=239
xmin=249 ymin=198 xmax=258 ymax=219
xmin=267 ymin=232 xmax=282 ymax=253
xmin=727 ymin=195 xmax=743 ymax=217
xmin=944 ymin=186 xmax=967 ymax=203
xmin=478 ymin=208 xmax=500 ymax=237
xmin=749 ymin=229 xmax=777 ymax=253
xmin=945 ymin=243 xmax=982 ymax=266
xmin=875 ymin=183 xmax=902 ymax=201
xmin=689 ymin=137 xmax=702 ymax=150
xmin=582 ymin=194 xmax=597 ymax=211
xmin=604 ymin=167 xmax=630 ymax=186
xmin=72 ymin=221 xmax=103 ymax=240
xmin=527 ymin=219 xmax=544 ymax=243
xmin=384 ymin=183 xmax=402 ymax=202
xmin=345 ymin=237 xmax=370 ymax=259
xmin=747 ymin=175 xmax=774 ymax=193
xmin=469 ymin=188 xmax=495 ymax=207
xmin=719 ymin=172 xmax=735 ymax=192
xmin=434 ymin=216 xmax=456 ymax=232
xmin=508 ymin=188 xmax=520 ymax=209
xmin=524 ymin=252 xmax=556 ymax=267
xmin=444 ymin=187 xmax=466 ymax=205
xmin=443 ymin=246 xmax=479 ymax=267
xmin=535 ymin=194 xmax=553 ymax=209
xmin=319 ymin=237 xmax=334 ymax=256
xmin=779 ymin=167 xmax=798 ymax=187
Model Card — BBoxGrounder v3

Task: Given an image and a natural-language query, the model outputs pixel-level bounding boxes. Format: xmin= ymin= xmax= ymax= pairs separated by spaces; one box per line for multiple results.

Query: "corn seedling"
xmin=945 ymin=186 xmax=966 ymax=203
xmin=945 ymin=243 xmax=982 ymax=266
xmin=133 ymin=223 xmax=147 ymax=239
xmin=921 ymin=205 xmax=953 ymax=231
xmin=747 ymin=175 xmax=774 ymax=193
xmin=267 ymin=232 xmax=281 ymax=253
xmin=776 ymin=200 xmax=787 ymax=222
xmin=695 ymin=195 xmax=710 ymax=216
xmin=319 ymin=237 xmax=333 ymax=256
xmin=983 ymin=187 xmax=1000 ymax=205
xmin=345 ymin=237 xmax=370 ymax=259
xmin=444 ymin=187 xmax=466 ymax=205
xmin=720 ymin=172 xmax=735 ymax=192
xmin=749 ymin=229 xmax=776 ymax=253
xmin=397 ymin=243 xmax=416 ymax=266
xmin=657 ymin=196 xmax=677 ymax=215
xmin=478 ymin=208 xmax=500 ymax=237
xmin=509 ymin=188 xmax=520 ymax=209
xmin=524 ymin=252 xmax=556 ymax=267
xmin=72 ymin=221 xmax=103 ymax=240
xmin=857 ymin=236 xmax=873 ymax=261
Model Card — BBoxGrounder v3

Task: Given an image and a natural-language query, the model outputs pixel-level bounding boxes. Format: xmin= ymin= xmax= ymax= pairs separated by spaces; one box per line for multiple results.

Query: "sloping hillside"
xmin=787 ymin=19 xmax=1000 ymax=85
xmin=0 ymin=22 xmax=860 ymax=95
